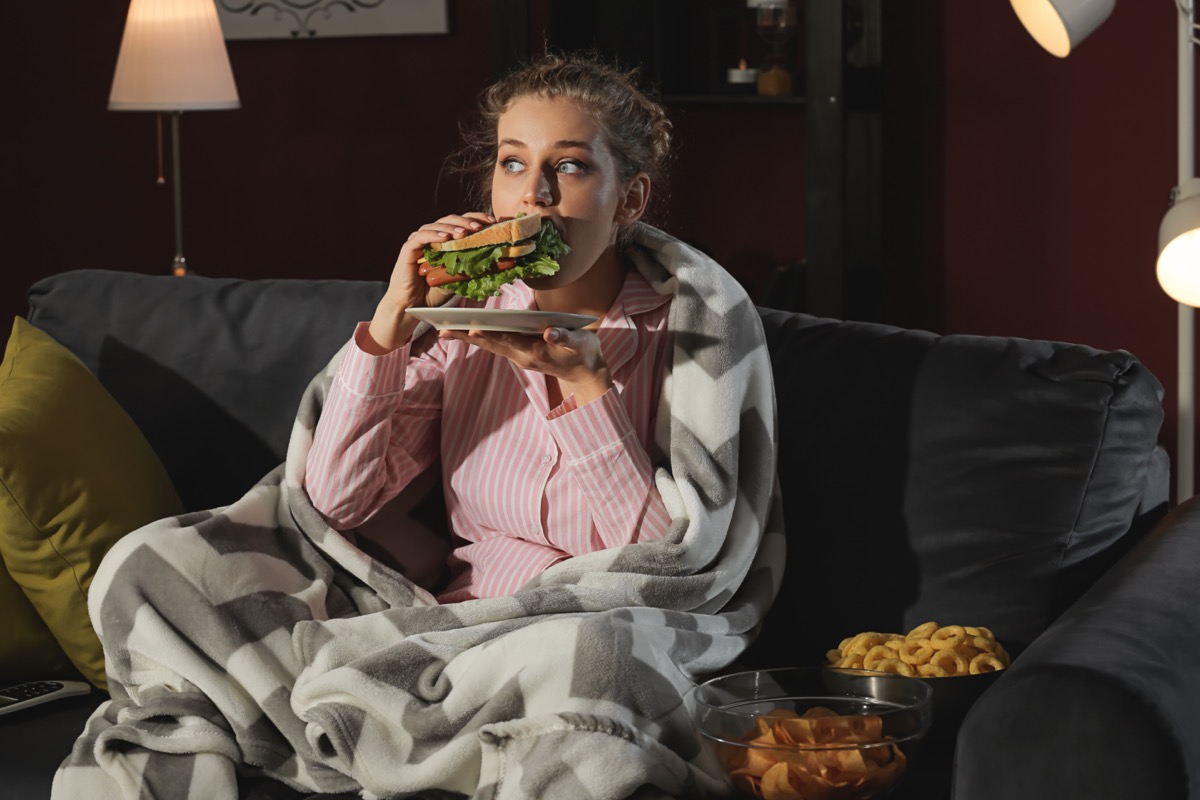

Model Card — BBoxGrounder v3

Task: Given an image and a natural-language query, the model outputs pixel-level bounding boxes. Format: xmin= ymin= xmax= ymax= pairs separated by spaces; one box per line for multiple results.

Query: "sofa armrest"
xmin=953 ymin=495 xmax=1200 ymax=799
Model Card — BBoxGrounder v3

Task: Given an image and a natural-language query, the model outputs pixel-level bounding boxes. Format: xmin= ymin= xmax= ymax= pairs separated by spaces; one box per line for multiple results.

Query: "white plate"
xmin=407 ymin=307 xmax=598 ymax=334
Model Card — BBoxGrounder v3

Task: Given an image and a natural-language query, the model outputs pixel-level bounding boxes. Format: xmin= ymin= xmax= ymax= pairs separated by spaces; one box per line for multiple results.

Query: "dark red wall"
xmin=942 ymin=3 xmax=1180 ymax=470
xmin=4 ymin=1 xmax=1187 ymax=475
xmin=7 ymin=2 xmax=495 ymax=308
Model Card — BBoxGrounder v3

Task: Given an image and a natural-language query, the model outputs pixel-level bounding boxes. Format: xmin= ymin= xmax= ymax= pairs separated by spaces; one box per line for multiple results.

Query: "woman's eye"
xmin=500 ymin=158 xmax=525 ymax=174
xmin=557 ymin=160 xmax=585 ymax=175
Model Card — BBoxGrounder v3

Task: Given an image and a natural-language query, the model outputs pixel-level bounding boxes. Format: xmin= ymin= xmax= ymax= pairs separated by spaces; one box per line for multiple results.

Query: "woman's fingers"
xmin=543 ymin=327 xmax=576 ymax=347
xmin=377 ymin=212 xmax=497 ymax=338
xmin=413 ymin=213 xmax=496 ymax=241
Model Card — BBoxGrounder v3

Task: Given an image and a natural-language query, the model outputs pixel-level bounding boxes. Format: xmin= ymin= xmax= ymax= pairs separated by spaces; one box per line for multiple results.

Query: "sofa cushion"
xmin=26 ymin=270 xmax=387 ymax=512
xmin=745 ymin=310 xmax=1166 ymax=669
xmin=0 ymin=556 xmax=76 ymax=686
xmin=0 ymin=318 xmax=184 ymax=688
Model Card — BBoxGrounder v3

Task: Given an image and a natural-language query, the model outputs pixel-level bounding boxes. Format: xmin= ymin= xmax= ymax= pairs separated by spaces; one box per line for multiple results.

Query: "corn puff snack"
xmin=825 ymin=622 xmax=1010 ymax=677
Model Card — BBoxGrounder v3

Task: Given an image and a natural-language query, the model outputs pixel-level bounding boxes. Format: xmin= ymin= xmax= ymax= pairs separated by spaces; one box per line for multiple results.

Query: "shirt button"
xmin=540 ymin=454 xmax=554 ymax=465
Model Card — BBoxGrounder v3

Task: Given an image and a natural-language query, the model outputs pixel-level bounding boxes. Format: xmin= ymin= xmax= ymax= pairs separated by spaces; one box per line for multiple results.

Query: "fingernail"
xmin=546 ymin=328 xmax=563 ymax=342
xmin=469 ymin=221 xmax=482 ymax=229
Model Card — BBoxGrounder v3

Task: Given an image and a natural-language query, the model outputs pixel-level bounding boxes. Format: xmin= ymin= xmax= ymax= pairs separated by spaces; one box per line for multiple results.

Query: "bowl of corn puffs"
xmin=824 ymin=622 xmax=1015 ymax=752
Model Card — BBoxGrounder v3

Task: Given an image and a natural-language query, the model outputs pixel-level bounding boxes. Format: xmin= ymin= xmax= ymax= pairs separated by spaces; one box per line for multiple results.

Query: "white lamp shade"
xmin=1159 ymin=180 xmax=1200 ymax=307
xmin=1010 ymin=0 xmax=1115 ymax=57
xmin=109 ymin=0 xmax=239 ymax=111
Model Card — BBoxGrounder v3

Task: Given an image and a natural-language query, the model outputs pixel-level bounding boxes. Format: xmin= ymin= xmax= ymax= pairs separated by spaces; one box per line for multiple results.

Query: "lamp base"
xmin=172 ymin=256 xmax=190 ymax=277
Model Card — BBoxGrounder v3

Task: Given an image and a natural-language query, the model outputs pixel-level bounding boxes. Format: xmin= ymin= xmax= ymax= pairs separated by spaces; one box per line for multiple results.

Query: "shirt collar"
xmin=597 ymin=270 xmax=671 ymax=376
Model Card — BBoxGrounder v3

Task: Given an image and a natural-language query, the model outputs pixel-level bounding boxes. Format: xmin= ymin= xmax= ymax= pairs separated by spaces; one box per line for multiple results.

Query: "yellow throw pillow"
xmin=0 ymin=318 xmax=184 ymax=689
xmin=0 ymin=557 xmax=76 ymax=687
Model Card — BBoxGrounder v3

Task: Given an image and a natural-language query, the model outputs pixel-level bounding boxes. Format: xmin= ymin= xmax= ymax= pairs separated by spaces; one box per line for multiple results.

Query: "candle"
xmin=727 ymin=58 xmax=759 ymax=85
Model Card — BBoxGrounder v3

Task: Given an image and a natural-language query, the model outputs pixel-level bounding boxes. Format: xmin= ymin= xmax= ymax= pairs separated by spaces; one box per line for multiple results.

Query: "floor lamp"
xmin=1156 ymin=0 xmax=1199 ymax=503
xmin=108 ymin=0 xmax=240 ymax=277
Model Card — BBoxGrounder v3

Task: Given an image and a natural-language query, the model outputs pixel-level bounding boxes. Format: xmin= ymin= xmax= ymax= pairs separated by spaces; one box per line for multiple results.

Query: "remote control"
xmin=0 ymin=680 xmax=91 ymax=717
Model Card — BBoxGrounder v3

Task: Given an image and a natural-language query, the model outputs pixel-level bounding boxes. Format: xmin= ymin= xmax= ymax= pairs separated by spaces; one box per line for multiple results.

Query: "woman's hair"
xmin=453 ymin=52 xmax=673 ymax=245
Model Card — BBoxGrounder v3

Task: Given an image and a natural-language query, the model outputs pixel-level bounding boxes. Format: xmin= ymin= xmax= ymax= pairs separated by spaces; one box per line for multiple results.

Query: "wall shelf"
xmin=661 ymin=94 xmax=806 ymax=108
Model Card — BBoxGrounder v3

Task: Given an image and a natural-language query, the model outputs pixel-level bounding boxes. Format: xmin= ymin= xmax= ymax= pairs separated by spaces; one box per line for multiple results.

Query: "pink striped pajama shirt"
xmin=304 ymin=270 xmax=674 ymax=603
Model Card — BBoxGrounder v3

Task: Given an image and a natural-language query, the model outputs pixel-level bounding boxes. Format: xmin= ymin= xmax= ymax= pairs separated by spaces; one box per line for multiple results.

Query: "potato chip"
xmin=760 ymin=762 xmax=806 ymax=800
xmin=720 ymin=707 xmax=907 ymax=799
xmin=736 ymin=744 xmax=784 ymax=778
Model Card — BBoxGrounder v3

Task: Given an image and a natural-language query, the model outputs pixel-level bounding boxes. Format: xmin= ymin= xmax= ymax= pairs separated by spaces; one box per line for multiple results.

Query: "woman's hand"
xmin=365 ymin=212 xmax=496 ymax=354
xmin=439 ymin=326 xmax=614 ymax=406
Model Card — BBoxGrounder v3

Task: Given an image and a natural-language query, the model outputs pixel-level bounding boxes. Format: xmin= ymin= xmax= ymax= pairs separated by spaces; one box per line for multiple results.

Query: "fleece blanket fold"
xmin=52 ymin=225 xmax=785 ymax=800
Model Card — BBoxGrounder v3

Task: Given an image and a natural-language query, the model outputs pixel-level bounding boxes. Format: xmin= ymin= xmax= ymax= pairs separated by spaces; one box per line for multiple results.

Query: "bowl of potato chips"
xmin=690 ymin=667 xmax=932 ymax=799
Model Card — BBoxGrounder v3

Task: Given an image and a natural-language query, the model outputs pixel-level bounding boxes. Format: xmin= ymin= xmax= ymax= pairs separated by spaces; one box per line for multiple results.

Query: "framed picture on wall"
xmin=217 ymin=0 xmax=449 ymax=40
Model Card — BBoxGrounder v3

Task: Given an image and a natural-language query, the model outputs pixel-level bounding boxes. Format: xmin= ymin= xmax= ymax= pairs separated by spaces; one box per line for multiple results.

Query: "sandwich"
xmin=419 ymin=213 xmax=570 ymax=301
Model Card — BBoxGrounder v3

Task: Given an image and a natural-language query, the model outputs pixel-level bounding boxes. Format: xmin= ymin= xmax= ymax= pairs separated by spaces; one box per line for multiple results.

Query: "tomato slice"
xmin=422 ymin=257 xmax=521 ymax=288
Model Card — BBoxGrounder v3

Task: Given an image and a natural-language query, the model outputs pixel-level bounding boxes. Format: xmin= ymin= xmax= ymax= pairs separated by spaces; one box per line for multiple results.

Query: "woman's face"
xmin=490 ymin=96 xmax=645 ymax=289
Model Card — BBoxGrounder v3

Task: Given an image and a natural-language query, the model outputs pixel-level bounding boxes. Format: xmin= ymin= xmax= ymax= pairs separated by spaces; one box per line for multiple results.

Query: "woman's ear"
xmin=615 ymin=173 xmax=651 ymax=225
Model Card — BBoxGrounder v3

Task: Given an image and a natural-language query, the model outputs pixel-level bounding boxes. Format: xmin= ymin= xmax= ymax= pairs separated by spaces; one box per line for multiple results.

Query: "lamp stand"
xmin=1178 ymin=0 xmax=1195 ymax=501
xmin=168 ymin=111 xmax=189 ymax=277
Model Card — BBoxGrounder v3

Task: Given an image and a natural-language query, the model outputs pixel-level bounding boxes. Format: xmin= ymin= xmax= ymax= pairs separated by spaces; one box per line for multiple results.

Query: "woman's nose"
xmin=523 ymin=170 xmax=554 ymax=206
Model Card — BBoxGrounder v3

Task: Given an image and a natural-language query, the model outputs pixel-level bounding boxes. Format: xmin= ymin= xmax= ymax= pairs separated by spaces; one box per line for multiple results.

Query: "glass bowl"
xmin=690 ymin=667 xmax=933 ymax=799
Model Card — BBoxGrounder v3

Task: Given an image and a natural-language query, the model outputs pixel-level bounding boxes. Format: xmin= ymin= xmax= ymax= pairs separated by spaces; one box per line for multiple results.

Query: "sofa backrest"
xmin=27 ymin=270 xmax=386 ymax=511
xmin=743 ymin=308 xmax=1169 ymax=668
xmin=26 ymin=270 xmax=1169 ymax=667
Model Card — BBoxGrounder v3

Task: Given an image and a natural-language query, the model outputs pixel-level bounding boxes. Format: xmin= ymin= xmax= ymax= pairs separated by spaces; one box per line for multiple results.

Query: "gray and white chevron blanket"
xmin=53 ymin=225 xmax=785 ymax=800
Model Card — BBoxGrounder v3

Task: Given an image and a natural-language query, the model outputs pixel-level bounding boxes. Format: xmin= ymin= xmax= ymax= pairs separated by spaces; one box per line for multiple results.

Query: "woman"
xmin=55 ymin=53 xmax=782 ymax=800
xmin=305 ymin=53 xmax=679 ymax=602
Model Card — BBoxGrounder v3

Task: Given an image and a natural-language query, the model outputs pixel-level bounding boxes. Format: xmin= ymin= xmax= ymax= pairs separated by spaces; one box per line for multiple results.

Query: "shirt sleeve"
xmin=304 ymin=322 xmax=443 ymax=530
xmin=546 ymin=387 xmax=672 ymax=549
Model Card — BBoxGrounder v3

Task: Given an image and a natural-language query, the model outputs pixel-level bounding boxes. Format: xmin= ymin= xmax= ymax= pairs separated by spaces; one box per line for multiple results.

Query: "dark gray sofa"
xmin=3 ymin=268 xmax=1197 ymax=799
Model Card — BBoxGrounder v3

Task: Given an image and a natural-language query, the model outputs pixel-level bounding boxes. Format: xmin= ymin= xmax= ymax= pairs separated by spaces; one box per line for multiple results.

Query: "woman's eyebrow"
xmin=498 ymin=138 xmax=594 ymax=151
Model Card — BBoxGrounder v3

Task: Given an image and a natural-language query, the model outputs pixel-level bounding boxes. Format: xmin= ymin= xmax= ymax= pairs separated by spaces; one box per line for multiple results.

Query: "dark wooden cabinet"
xmin=805 ymin=0 xmax=884 ymax=320
xmin=494 ymin=0 xmax=884 ymax=320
